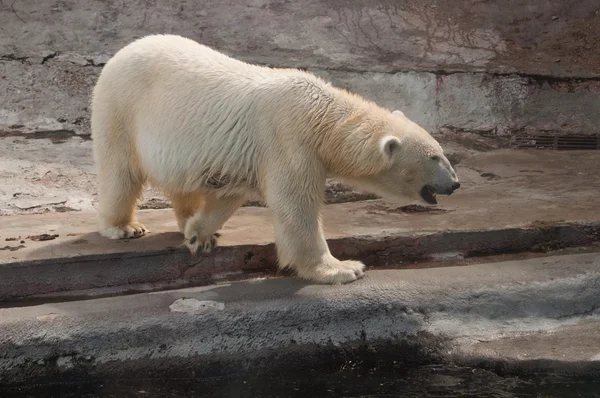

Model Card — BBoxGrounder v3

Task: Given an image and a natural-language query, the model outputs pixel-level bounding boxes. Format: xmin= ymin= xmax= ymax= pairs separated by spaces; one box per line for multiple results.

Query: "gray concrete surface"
xmin=3 ymin=219 xmax=599 ymax=303
xmin=1 ymin=252 xmax=599 ymax=385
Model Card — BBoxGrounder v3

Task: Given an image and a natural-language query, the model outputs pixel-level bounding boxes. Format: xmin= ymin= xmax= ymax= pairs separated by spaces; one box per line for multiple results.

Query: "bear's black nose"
xmin=452 ymin=182 xmax=461 ymax=191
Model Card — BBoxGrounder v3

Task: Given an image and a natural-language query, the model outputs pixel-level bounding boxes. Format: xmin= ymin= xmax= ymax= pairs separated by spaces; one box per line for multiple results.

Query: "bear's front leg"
xmin=265 ymin=170 xmax=365 ymax=284
xmin=184 ymin=194 xmax=246 ymax=255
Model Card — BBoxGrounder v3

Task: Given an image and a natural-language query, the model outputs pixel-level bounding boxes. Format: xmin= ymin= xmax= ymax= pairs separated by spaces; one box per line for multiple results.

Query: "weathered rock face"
xmin=2 ymin=0 xmax=599 ymax=76
xmin=1 ymin=0 xmax=598 ymax=139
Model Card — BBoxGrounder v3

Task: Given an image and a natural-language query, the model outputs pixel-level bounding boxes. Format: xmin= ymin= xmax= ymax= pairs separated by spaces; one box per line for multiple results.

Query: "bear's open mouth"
xmin=420 ymin=185 xmax=437 ymax=205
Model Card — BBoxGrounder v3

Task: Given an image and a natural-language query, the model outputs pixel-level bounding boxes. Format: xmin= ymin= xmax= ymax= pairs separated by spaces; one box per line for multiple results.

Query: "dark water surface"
xmin=3 ymin=364 xmax=599 ymax=397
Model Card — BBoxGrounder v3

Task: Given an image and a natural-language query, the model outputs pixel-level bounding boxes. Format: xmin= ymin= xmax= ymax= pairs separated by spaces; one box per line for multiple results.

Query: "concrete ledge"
xmin=1 ymin=252 xmax=599 ymax=386
xmin=2 ymin=211 xmax=599 ymax=302
xmin=2 ymin=150 xmax=599 ymax=302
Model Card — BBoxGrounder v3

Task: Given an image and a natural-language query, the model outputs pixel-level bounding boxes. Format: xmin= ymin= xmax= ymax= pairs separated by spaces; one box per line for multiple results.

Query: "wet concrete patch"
xmin=27 ymin=234 xmax=59 ymax=242
xmin=3 ymin=364 xmax=600 ymax=397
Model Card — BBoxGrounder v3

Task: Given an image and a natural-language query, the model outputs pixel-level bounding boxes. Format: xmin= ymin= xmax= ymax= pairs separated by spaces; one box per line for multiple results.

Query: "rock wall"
xmin=1 ymin=0 xmax=599 ymax=140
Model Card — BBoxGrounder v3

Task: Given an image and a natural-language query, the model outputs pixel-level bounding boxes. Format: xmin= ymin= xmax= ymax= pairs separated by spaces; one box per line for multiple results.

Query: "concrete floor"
xmin=1 ymin=132 xmax=599 ymax=391
xmin=1 ymin=148 xmax=599 ymax=303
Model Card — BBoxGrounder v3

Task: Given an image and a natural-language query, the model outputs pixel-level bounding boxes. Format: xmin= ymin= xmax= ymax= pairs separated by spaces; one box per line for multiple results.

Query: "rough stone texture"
xmin=2 ymin=0 xmax=599 ymax=76
xmin=3 ymin=219 xmax=599 ymax=303
xmin=0 ymin=136 xmax=96 ymax=214
xmin=461 ymin=319 xmax=600 ymax=369
xmin=0 ymin=134 xmax=595 ymax=218
xmin=0 ymin=133 xmax=481 ymax=216
xmin=1 ymin=0 xmax=598 ymax=141
xmin=1 ymin=253 xmax=599 ymax=385
xmin=318 ymin=70 xmax=600 ymax=137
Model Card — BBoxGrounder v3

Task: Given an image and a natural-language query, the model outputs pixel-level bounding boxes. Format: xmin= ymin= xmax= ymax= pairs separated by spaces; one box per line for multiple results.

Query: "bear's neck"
xmin=314 ymin=87 xmax=390 ymax=178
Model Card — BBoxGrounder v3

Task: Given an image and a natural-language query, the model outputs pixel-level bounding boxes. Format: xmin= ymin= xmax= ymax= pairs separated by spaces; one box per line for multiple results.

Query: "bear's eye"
xmin=430 ymin=155 xmax=440 ymax=161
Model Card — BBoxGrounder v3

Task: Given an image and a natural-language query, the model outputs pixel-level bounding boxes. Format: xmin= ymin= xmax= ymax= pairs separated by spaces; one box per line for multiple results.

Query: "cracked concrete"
xmin=2 ymin=58 xmax=598 ymax=139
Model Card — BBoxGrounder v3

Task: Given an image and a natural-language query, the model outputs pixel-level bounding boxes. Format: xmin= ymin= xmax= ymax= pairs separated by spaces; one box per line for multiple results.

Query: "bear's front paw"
xmin=297 ymin=258 xmax=366 ymax=285
xmin=184 ymin=232 xmax=221 ymax=255
xmin=99 ymin=222 xmax=148 ymax=239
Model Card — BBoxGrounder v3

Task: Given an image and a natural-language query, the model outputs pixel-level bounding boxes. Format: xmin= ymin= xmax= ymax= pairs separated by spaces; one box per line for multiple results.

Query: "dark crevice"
xmin=510 ymin=133 xmax=600 ymax=150
xmin=440 ymin=125 xmax=499 ymax=136
xmin=41 ymin=52 xmax=59 ymax=65
xmin=0 ymin=53 xmax=105 ymax=67
xmin=84 ymin=58 xmax=106 ymax=67
xmin=47 ymin=57 xmax=105 ymax=68
xmin=426 ymin=69 xmax=600 ymax=84
xmin=315 ymin=65 xmax=600 ymax=84
xmin=0 ymin=54 xmax=30 ymax=64
xmin=0 ymin=129 xmax=91 ymax=143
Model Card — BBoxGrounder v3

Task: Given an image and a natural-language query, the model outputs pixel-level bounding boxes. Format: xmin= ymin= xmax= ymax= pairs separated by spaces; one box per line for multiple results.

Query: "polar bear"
xmin=91 ymin=34 xmax=460 ymax=284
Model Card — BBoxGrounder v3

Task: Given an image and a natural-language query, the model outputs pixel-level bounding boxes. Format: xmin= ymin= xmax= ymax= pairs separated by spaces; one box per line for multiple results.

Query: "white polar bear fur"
xmin=91 ymin=34 xmax=459 ymax=284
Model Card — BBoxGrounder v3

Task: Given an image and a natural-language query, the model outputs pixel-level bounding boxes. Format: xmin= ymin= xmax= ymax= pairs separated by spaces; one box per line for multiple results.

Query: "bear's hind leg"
xmin=170 ymin=192 xmax=206 ymax=233
xmin=97 ymin=164 xmax=148 ymax=240
xmin=183 ymin=193 xmax=246 ymax=255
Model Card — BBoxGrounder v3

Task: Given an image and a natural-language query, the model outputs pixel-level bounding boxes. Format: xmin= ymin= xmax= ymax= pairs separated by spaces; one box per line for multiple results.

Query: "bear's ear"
xmin=380 ymin=135 xmax=401 ymax=159
xmin=392 ymin=110 xmax=405 ymax=117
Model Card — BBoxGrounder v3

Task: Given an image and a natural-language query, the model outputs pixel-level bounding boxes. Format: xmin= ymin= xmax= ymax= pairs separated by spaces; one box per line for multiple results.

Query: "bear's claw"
xmin=185 ymin=233 xmax=221 ymax=255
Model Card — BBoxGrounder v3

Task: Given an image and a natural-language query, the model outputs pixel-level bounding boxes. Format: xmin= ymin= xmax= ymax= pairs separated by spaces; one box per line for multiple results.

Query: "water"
xmin=3 ymin=364 xmax=599 ymax=397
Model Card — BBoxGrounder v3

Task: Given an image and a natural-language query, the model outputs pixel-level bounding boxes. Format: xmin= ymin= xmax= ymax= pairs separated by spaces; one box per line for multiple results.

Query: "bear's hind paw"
xmin=184 ymin=232 xmax=221 ymax=255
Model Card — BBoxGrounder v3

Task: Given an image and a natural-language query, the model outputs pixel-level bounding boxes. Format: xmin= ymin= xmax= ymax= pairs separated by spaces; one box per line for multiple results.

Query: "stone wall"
xmin=1 ymin=0 xmax=599 ymax=141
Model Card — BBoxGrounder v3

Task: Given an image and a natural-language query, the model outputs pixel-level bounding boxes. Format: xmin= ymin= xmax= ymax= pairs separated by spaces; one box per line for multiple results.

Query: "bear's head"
xmin=341 ymin=109 xmax=460 ymax=205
